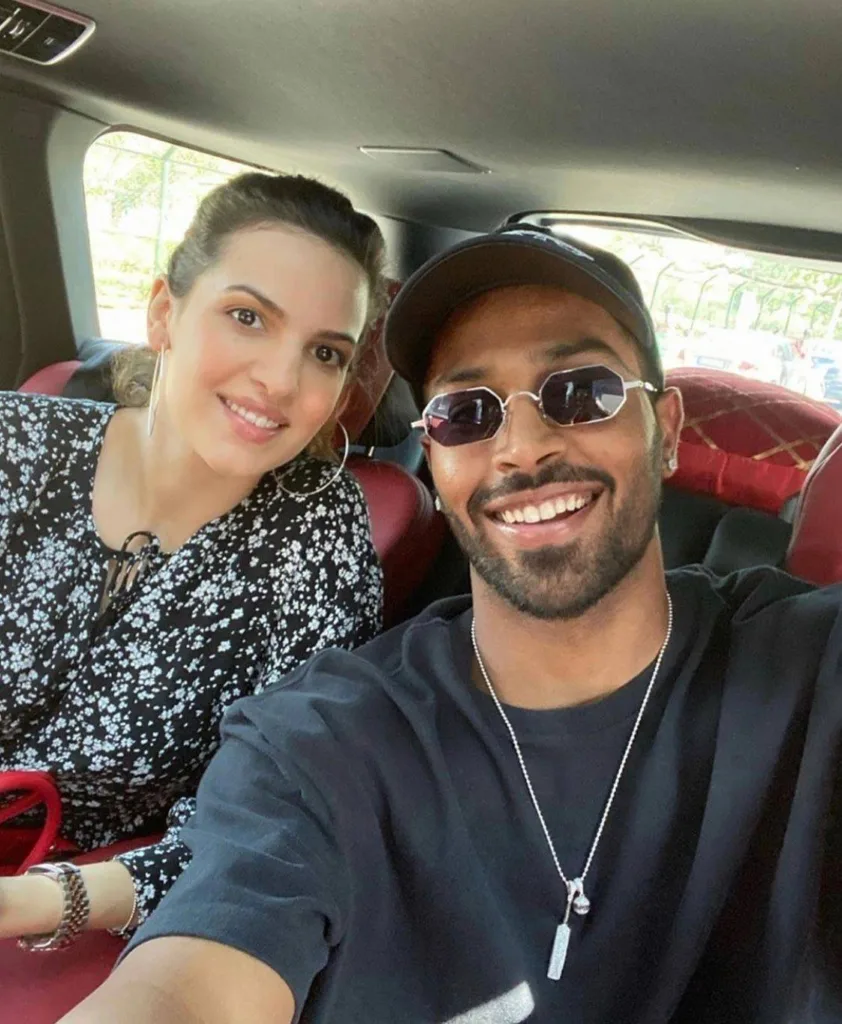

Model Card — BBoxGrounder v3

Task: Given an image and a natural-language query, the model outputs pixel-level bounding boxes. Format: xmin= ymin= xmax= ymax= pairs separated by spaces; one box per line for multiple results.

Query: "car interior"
xmin=2 ymin=0 xmax=842 ymax=1017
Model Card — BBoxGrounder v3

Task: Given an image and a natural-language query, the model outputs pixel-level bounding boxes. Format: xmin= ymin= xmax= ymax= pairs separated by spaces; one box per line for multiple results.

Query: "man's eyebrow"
xmin=223 ymin=284 xmax=358 ymax=344
xmin=428 ymin=337 xmax=638 ymax=391
xmin=539 ymin=338 xmax=636 ymax=376
xmin=428 ymin=365 xmax=489 ymax=390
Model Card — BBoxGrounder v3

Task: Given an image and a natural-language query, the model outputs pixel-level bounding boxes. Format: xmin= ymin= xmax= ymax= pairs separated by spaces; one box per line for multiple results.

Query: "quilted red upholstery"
xmin=17 ymin=360 xmax=81 ymax=396
xmin=348 ymin=455 xmax=447 ymax=626
xmin=667 ymin=368 xmax=842 ymax=514
xmin=786 ymin=424 xmax=842 ymax=585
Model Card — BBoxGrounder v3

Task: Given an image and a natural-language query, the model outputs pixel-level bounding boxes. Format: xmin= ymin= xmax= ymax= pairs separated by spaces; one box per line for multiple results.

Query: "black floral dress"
xmin=0 ymin=392 xmax=382 ymax=924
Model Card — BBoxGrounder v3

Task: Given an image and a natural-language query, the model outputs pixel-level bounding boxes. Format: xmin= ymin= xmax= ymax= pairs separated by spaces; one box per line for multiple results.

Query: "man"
xmin=66 ymin=227 xmax=842 ymax=1023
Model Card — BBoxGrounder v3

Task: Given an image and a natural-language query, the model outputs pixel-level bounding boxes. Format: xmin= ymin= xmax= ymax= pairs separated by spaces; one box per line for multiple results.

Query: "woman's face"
xmin=147 ymin=224 xmax=370 ymax=480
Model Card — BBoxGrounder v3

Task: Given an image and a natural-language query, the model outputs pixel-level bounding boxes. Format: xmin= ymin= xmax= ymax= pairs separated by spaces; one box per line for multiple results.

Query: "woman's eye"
xmin=313 ymin=344 xmax=347 ymax=368
xmin=229 ymin=307 xmax=263 ymax=330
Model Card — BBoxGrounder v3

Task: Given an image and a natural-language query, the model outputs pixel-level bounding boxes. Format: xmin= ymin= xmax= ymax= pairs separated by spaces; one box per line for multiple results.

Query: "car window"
xmin=527 ymin=218 xmax=842 ymax=409
xmin=83 ymin=131 xmax=260 ymax=344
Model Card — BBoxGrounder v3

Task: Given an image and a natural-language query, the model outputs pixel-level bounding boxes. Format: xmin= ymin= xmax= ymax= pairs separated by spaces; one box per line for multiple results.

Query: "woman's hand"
xmin=0 ymin=861 xmax=137 ymax=940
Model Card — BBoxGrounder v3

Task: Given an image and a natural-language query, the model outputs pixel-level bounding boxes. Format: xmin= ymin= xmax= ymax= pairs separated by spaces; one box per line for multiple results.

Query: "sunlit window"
xmin=84 ymin=131 xmax=259 ymax=344
xmin=531 ymin=217 xmax=842 ymax=409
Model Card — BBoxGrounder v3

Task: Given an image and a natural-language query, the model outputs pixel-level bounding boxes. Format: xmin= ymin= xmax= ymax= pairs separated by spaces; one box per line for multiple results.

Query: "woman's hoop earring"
xmin=146 ymin=350 xmax=167 ymax=437
xmin=279 ymin=423 xmax=351 ymax=499
xmin=667 ymin=453 xmax=679 ymax=473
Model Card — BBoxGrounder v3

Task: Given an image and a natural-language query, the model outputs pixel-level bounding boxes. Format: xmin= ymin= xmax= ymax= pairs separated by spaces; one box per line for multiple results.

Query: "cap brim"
xmin=385 ymin=235 xmax=652 ymax=405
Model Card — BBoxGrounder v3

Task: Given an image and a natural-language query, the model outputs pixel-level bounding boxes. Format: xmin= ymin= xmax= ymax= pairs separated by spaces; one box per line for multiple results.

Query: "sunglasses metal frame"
xmin=412 ymin=363 xmax=659 ymax=446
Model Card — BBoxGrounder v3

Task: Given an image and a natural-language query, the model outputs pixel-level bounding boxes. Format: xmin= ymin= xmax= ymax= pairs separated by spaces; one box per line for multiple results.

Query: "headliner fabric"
xmin=667 ymin=368 xmax=842 ymax=515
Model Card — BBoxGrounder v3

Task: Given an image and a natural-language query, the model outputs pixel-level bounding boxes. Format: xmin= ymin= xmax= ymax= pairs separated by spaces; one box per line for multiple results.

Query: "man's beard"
xmin=442 ymin=442 xmax=663 ymax=621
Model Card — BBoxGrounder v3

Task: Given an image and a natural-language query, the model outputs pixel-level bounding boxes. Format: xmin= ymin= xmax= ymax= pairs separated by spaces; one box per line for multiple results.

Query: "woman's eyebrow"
xmin=222 ymin=284 xmax=357 ymax=345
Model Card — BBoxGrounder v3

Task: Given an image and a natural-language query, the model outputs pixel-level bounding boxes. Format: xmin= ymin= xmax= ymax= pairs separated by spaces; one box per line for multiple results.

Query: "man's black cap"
xmin=384 ymin=224 xmax=664 ymax=408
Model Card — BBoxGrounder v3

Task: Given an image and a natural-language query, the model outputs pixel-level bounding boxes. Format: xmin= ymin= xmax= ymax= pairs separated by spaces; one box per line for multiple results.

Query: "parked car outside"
xmin=681 ymin=329 xmax=785 ymax=386
xmin=812 ymin=356 xmax=842 ymax=409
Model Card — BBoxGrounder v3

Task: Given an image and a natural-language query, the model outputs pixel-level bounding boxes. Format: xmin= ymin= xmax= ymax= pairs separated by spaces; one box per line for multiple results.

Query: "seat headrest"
xmin=786 ymin=424 xmax=842 ymax=585
xmin=347 ymin=454 xmax=447 ymax=625
xmin=667 ymin=368 xmax=841 ymax=514
xmin=339 ymin=279 xmax=402 ymax=442
xmin=17 ymin=361 xmax=81 ymax=396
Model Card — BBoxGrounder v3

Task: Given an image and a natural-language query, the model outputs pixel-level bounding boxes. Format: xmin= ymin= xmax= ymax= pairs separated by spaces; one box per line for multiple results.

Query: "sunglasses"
xmin=414 ymin=364 xmax=658 ymax=448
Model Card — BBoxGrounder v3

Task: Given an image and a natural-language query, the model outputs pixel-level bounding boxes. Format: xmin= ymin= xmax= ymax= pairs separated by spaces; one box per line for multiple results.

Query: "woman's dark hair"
xmin=114 ymin=172 xmax=388 ymax=459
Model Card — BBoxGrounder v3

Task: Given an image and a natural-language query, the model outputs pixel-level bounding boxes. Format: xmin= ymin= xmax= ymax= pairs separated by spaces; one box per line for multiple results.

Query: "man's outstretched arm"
xmin=61 ymin=936 xmax=296 ymax=1024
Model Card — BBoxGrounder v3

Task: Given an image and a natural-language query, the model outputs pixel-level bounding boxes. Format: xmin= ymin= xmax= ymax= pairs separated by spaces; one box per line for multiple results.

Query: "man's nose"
xmin=491 ymin=393 xmax=572 ymax=474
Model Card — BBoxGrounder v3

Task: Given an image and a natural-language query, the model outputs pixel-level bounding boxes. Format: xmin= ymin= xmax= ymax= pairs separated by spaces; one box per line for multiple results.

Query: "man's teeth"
xmin=498 ymin=493 xmax=594 ymax=525
xmin=225 ymin=399 xmax=280 ymax=430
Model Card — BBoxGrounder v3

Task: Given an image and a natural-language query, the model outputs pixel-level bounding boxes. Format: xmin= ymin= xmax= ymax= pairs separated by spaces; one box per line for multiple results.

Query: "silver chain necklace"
xmin=470 ymin=592 xmax=673 ymax=982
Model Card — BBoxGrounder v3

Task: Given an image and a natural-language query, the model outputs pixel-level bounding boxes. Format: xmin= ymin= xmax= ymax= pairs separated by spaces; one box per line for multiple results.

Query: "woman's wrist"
xmin=0 ymin=860 xmax=137 ymax=941
xmin=78 ymin=861 xmax=137 ymax=932
xmin=0 ymin=874 xmax=64 ymax=937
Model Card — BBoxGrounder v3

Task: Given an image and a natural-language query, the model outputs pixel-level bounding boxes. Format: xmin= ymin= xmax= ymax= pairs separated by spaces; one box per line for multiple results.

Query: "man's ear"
xmin=147 ymin=277 xmax=174 ymax=353
xmin=655 ymin=386 xmax=684 ymax=478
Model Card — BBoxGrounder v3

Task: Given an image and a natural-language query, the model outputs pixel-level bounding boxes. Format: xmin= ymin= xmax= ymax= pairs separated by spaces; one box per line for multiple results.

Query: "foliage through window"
xmin=84 ymin=132 xmax=259 ymax=343
xmin=531 ymin=217 xmax=842 ymax=410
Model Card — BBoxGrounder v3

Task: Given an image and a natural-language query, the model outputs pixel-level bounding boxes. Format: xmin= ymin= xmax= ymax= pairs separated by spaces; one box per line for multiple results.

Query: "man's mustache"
xmin=467 ymin=463 xmax=616 ymax=521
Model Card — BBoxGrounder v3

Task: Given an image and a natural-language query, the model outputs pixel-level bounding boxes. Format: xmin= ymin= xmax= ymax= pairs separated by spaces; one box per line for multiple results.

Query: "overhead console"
xmin=0 ymin=1 xmax=93 ymax=64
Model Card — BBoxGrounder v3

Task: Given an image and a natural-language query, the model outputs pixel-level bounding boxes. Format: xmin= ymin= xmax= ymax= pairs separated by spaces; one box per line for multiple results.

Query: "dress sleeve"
xmin=0 ymin=392 xmax=108 ymax=543
xmin=112 ymin=797 xmax=196 ymax=929
xmin=259 ymin=467 xmax=384 ymax=684
xmin=0 ymin=392 xmax=53 ymax=521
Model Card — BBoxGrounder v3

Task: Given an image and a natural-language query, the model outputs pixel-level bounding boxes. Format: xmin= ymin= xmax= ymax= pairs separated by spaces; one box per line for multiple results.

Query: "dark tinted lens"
xmin=540 ymin=366 xmax=626 ymax=425
xmin=424 ymin=389 xmax=504 ymax=446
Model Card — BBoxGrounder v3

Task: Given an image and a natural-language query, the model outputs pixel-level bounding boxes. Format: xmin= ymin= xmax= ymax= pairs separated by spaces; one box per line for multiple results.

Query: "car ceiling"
xmin=2 ymin=0 xmax=842 ymax=242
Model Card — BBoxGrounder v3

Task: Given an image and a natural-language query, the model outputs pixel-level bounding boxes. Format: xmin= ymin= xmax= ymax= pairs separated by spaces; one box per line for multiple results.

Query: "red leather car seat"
xmin=786 ymin=424 xmax=842 ymax=586
xmin=337 ymin=279 xmax=446 ymax=624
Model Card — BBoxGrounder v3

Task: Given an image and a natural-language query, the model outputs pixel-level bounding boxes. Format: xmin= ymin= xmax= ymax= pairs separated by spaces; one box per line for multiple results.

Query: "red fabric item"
xmin=0 ymin=772 xmax=65 ymax=876
xmin=348 ymin=455 xmax=446 ymax=626
xmin=667 ymin=368 xmax=842 ymax=514
xmin=786 ymin=424 xmax=842 ymax=586
xmin=17 ymin=361 xmax=81 ymax=396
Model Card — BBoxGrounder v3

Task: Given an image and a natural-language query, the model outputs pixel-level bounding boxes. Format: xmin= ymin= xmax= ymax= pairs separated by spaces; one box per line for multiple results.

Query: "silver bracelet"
xmin=17 ymin=862 xmax=91 ymax=953
xmin=107 ymin=875 xmax=139 ymax=939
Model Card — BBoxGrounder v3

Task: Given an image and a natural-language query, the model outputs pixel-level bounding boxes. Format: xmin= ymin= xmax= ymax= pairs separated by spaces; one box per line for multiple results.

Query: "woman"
xmin=0 ymin=171 xmax=386 ymax=948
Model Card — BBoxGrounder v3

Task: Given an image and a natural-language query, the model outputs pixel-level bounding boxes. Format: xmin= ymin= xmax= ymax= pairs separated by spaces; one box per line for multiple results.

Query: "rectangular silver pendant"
xmin=547 ymin=921 xmax=571 ymax=981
